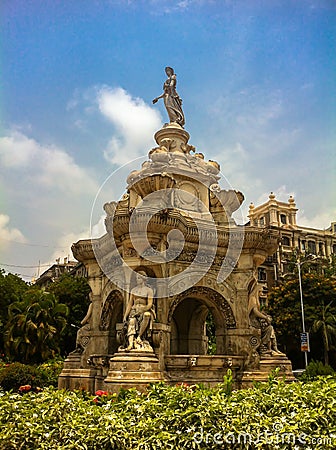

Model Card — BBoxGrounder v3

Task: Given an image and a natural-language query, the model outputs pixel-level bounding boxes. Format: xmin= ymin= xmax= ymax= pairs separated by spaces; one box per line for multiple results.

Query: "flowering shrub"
xmin=92 ymin=389 xmax=113 ymax=405
xmin=0 ymin=359 xmax=64 ymax=392
xmin=0 ymin=377 xmax=336 ymax=449
xmin=0 ymin=362 xmax=37 ymax=391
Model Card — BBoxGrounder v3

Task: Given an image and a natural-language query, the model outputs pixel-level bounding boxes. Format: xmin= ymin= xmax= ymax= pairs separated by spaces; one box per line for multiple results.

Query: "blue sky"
xmin=0 ymin=0 xmax=335 ymax=280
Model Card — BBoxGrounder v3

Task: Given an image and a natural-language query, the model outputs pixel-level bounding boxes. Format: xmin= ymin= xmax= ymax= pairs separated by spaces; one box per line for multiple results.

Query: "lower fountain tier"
xmin=104 ymin=352 xmax=163 ymax=393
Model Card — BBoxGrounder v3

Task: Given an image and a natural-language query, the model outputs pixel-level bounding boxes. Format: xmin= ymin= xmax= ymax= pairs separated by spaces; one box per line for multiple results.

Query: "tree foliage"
xmin=4 ymin=288 xmax=69 ymax=363
xmin=268 ymin=272 xmax=336 ymax=369
xmin=312 ymin=301 xmax=336 ymax=365
xmin=1 ymin=270 xmax=90 ymax=361
xmin=48 ymin=273 xmax=91 ymax=355
xmin=0 ymin=269 xmax=28 ymax=355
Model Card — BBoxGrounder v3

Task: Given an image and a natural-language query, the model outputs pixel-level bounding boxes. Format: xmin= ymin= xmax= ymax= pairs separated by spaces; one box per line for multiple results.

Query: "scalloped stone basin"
xmin=131 ymin=174 xmax=176 ymax=199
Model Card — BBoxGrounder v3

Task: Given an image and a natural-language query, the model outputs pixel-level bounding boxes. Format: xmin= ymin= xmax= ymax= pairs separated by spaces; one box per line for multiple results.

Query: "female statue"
xmin=122 ymin=271 xmax=155 ymax=351
xmin=153 ymin=67 xmax=185 ymax=127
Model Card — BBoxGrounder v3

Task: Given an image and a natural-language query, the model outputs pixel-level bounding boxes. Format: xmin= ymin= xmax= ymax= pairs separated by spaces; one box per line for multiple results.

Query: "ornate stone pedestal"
xmin=241 ymin=355 xmax=294 ymax=387
xmin=58 ymin=354 xmax=97 ymax=392
xmin=165 ymin=355 xmax=244 ymax=388
xmin=104 ymin=351 xmax=163 ymax=393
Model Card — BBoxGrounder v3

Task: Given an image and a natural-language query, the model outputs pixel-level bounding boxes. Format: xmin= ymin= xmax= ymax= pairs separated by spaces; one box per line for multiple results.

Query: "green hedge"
xmin=299 ymin=359 xmax=335 ymax=381
xmin=0 ymin=359 xmax=63 ymax=391
xmin=0 ymin=375 xmax=335 ymax=449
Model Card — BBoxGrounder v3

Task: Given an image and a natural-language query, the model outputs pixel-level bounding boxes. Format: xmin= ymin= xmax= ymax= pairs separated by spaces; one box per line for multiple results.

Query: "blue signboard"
xmin=300 ymin=332 xmax=310 ymax=352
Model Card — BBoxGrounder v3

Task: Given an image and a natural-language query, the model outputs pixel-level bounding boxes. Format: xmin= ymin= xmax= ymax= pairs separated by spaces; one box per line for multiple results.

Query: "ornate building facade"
xmin=248 ymin=193 xmax=336 ymax=290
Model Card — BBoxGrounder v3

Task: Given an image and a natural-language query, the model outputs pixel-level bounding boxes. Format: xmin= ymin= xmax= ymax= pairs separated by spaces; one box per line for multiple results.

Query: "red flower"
xmin=95 ymin=390 xmax=108 ymax=397
xmin=19 ymin=385 xmax=31 ymax=392
xmin=93 ymin=397 xmax=99 ymax=403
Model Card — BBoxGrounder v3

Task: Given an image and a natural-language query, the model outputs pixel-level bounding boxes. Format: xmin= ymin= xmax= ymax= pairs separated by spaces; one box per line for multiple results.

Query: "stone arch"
xmin=99 ymin=289 xmax=124 ymax=354
xmin=168 ymin=286 xmax=236 ymax=355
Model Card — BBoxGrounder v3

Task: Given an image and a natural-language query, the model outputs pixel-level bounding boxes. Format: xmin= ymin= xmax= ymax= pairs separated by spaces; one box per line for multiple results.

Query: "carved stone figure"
xmin=121 ymin=271 xmax=155 ymax=352
xmin=70 ymin=302 xmax=92 ymax=354
xmin=99 ymin=297 xmax=114 ymax=331
xmin=153 ymin=67 xmax=185 ymax=127
xmin=248 ymin=282 xmax=285 ymax=357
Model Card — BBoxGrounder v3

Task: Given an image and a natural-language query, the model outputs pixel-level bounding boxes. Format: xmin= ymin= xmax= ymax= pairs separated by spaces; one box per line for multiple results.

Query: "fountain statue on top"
xmin=153 ymin=67 xmax=185 ymax=127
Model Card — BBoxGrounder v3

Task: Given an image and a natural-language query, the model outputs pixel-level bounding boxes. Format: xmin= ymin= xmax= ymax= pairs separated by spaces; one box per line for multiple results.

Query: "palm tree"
xmin=4 ymin=288 xmax=68 ymax=363
xmin=311 ymin=301 xmax=336 ymax=366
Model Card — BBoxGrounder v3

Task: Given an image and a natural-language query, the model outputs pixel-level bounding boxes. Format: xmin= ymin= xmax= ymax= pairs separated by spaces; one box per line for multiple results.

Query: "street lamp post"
xmin=296 ymin=254 xmax=320 ymax=369
xmin=297 ymin=261 xmax=308 ymax=368
xmin=282 ymin=253 xmax=320 ymax=369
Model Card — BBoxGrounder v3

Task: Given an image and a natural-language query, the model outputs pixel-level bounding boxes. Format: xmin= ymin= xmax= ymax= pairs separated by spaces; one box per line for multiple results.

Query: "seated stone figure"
xmin=70 ymin=302 xmax=92 ymax=354
xmin=121 ymin=271 xmax=155 ymax=352
xmin=248 ymin=282 xmax=285 ymax=357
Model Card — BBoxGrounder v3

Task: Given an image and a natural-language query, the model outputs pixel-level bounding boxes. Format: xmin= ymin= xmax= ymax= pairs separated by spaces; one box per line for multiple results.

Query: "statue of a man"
xmin=248 ymin=282 xmax=285 ymax=357
xmin=122 ymin=271 xmax=155 ymax=351
xmin=153 ymin=67 xmax=185 ymax=127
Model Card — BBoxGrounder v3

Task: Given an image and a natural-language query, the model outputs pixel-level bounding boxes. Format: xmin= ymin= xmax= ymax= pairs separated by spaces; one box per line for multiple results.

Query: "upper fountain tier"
xmin=126 ymin=123 xmax=222 ymax=189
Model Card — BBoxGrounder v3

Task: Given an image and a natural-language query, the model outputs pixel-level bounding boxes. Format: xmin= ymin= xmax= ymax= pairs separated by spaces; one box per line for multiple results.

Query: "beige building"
xmin=35 ymin=259 xmax=87 ymax=289
xmin=248 ymin=193 xmax=336 ymax=290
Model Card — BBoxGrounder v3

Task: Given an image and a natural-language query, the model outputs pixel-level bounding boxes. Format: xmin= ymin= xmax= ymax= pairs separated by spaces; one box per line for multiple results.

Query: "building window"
xmin=307 ymin=240 xmax=316 ymax=255
xmin=266 ymin=253 xmax=277 ymax=263
xmin=259 ymin=217 xmax=265 ymax=226
xmin=318 ymin=243 xmax=325 ymax=256
xmin=332 ymin=244 xmax=336 ymax=254
xmin=258 ymin=268 xmax=267 ymax=282
xmin=281 ymin=236 xmax=290 ymax=246
xmin=301 ymin=240 xmax=306 ymax=251
xmin=280 ymin=214 xmax=287 ymax=225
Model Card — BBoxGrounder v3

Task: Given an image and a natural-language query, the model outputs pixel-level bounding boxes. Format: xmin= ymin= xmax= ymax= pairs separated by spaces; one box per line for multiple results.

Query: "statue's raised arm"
xmin=152 ymin=67 xmax=185 ymax=127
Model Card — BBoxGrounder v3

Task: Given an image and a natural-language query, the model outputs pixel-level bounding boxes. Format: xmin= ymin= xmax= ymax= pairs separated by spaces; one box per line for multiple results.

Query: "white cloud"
xmin=254 ymin=185 xmax=295 ymax=206
xmin=0 ymin=132 xmax=39 ymax=168
xmin=0 ymin=130 xmax=98 ymax=195
xmin=0 ymin=214 xmax=26 ymax=245
xmin=91 ymin=215 xmax=106 ymax=239
xmin=97 ymin=87 xmax=162 ymax=165
xmin=48 ymin=229 xmax=92 ymax=263
xmin=297 ymin=210 xmax=336 ymax=231
xmin=48 ymin=214 xmax=106 ymax=264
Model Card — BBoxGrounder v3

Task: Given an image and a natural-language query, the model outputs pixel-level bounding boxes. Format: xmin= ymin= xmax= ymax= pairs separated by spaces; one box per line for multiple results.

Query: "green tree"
xmin=312 ymin=301 xmax=336 ymax=366
xmin=4 ymin=288 xmax=69 ymax=363
xmin=0 ymin=269 xmax=28 ymax=355
xmin=206 ymin=311 xmax=216 ymax=355
xmin=48 ymin=273 xmax=91 ymax=355
xmin=267 ymin=272 xmax=336 ymax=369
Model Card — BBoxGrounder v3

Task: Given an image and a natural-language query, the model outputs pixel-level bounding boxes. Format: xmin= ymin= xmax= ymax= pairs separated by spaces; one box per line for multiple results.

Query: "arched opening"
xmin=168 ymin=287 xmax=235 ymax=356
xmin=99 ymin=290 xmax=124 ymax=354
